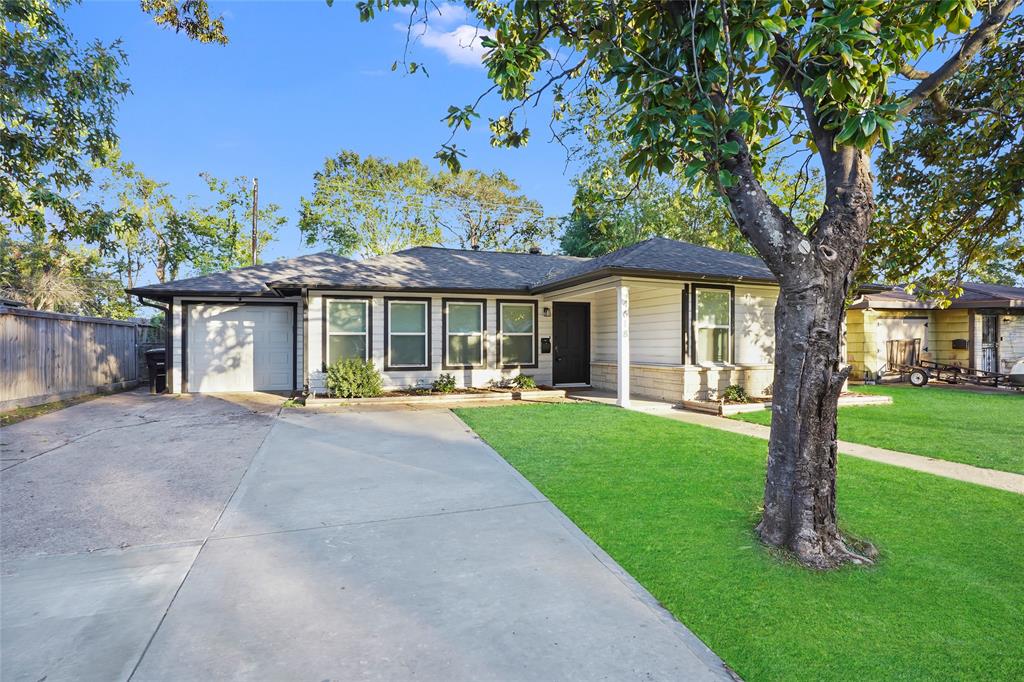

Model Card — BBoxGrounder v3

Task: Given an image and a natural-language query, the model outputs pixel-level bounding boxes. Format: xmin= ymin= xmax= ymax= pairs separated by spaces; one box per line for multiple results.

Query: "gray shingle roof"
xmin=126 ymin=252 xmax=352 ymax=299
xmin=532 ymin=236 xmax=774 ymax=290
xmin=269 ymin=246 xmax=587 ymax=292
xmin=955 ymin=282 xmax=1024 ymax=306
xmin=850 ymin=281 xmax=1024 ymax=309
xmin=130 ymin=237 xmax=784 ymax=297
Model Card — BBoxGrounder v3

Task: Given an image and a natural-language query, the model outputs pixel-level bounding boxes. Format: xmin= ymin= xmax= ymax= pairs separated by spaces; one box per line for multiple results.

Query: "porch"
xmin=543 ymin=276 xmax=778 ymax=407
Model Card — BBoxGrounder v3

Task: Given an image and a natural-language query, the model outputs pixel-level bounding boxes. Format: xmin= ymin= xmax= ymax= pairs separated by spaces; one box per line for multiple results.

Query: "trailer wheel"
xmin=909 ymin=369 xmax=929 ymax=387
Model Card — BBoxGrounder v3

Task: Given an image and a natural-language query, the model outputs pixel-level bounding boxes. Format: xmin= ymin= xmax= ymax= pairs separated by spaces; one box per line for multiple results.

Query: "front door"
xmin=553 ymin=302 xmax=590 ymax=385
xmin=980 ymin=314 xmax=999 ymax=372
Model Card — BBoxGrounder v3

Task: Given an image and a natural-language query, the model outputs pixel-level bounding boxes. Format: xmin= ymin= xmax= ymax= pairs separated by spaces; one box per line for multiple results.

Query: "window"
xmin=386 ymin=299 xmax=429 ymax=369
xmin=325 ymin=298 xmax=369 ymax=365
xmin=444 ymin=300 xmax=485 ymax=368
xmin=693 ymin=287 xmax=732 ymax=364
xmin=499 ymin=301 xmax=536 ymax=367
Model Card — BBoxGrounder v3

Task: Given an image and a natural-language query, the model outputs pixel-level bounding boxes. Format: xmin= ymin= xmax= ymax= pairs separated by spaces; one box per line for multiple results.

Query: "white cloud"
xmin=417 ymin=23 xmax=488 ymax=67
xmin=392 ymin=2 xmax=489 ymax=68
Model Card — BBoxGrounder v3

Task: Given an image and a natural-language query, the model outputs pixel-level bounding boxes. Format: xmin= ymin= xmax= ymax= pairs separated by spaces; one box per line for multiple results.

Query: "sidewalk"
xmin=569 ymin=391 xmax=1024 ymax=495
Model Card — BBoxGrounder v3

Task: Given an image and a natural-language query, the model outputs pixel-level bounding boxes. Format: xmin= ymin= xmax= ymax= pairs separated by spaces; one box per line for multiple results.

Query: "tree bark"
xmin=723 ymin=140 xmax=877 ymax=568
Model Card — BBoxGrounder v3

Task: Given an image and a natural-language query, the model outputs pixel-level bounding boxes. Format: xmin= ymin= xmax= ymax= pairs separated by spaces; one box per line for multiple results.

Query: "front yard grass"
xmin=732 ymin=384 xmax=1024 ymax=474
xmin=455 ymin=403 xmax=1024 ymax=681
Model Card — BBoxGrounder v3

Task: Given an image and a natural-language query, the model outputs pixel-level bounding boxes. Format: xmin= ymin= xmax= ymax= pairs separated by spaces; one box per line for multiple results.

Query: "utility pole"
xmin=251 ymin=177 xmax=259 ymax=266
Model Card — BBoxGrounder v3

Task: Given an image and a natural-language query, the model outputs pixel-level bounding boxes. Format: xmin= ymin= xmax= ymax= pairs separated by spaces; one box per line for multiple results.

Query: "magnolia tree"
xmin=354 ymin=0 xmax=1021 ymax=568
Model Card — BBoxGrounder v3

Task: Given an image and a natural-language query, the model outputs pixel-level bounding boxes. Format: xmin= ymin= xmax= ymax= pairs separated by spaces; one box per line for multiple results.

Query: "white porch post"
xmin=616 ymin=284 xmax=630 ymax=407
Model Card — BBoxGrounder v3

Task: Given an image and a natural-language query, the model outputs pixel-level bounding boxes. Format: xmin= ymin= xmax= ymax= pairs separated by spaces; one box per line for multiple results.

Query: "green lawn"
xmin=456 ymin=403 xmax=1024 ymax=682
xmin=732 ymin=384 xmax=1024 ymax=474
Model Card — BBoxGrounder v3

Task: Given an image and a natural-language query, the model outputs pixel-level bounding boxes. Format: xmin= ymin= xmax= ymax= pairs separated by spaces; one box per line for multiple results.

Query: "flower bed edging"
xmin=306 ymin=389 xmax=566 ymax=406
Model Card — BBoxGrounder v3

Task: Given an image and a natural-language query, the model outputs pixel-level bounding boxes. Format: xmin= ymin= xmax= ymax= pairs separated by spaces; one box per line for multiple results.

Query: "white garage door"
xmin=187 ymin=304 xmax=294 ymax=392
xmin=876 ymin=316 xmax=928 ymax=370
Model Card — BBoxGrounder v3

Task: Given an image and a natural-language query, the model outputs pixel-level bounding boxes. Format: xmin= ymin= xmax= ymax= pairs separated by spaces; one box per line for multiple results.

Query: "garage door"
xmin=876 ymin=316 xmax=928 ymax=371
xmin=186 ymin=304 xmax=294 ymax=392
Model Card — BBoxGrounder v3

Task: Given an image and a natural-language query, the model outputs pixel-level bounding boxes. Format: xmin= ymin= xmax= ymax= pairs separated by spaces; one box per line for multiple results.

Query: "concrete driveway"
xmin=1 ymin=390 xmax=730 ymax=681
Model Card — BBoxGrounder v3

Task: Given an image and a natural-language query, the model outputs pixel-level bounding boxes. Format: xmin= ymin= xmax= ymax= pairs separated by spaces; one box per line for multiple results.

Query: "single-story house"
xmin=846 ymin=281 xmax=1024 ymax=379
xmin=128 ymin=237 xmax=801 ymax=406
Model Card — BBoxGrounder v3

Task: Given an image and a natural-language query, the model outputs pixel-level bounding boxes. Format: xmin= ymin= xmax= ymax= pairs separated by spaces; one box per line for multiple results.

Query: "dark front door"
xmin=553 ymin=302 xmax=590 ymax=384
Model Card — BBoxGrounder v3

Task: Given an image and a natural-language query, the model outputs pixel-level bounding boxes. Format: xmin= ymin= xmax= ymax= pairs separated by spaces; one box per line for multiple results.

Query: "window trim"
xmin=384 ymin=297 xmax=432 ymax=371
xmin=321 ymin=295 xmax=372 ymax=370
xmin=497 ymin=299 xmax=539 ymax=369
xmin=442 ymin=298 xmax=488 ymax=370
xmin=689 ymin=285 xmax=734 ymax=365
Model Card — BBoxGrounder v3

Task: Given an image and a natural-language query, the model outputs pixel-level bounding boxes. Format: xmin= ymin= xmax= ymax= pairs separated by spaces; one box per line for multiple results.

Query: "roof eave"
xmin=529 ymin=266 xmax=778 ymax=294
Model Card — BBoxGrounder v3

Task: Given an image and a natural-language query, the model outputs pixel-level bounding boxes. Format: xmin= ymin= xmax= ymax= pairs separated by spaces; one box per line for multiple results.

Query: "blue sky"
xmin=66 ymin=1 xmax=581 ymax=279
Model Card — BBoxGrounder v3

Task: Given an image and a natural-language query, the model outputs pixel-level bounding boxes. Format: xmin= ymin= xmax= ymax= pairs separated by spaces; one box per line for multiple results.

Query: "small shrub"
xmin=511 ymin=374 xmax=537 ymax=390
xmin=325 ymin=358 xmax=383 ymax=398
xmin=432 ymin=373 xmax=457 ymax=393
xmin=722 ymin=384 xmax=749 ymax=403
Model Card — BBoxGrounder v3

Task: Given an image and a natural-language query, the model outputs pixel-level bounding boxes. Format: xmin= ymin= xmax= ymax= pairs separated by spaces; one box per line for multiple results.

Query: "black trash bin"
xmin=145 ymin=348 xmax=167 ymax=394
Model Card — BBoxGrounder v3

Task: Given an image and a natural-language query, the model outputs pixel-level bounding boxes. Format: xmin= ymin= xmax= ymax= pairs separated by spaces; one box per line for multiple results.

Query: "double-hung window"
xmin=692 ymin=287 xmax=732 ymax=364
xmin=499 ymin=301 xmax=537 ymax=367
xmin=325 ymin=298 xmax=369 ymax=365
xmin=386 ymin=299 xmax=430 ymax=369
xmin=444 ymin=300 xmax=485 ymax=368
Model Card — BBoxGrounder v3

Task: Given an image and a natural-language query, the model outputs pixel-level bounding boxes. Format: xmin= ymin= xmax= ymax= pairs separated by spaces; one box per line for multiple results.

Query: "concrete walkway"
xmin=570 ymin=391 xmax=1024 ymax=495
xmin=1 ymin=390 xmax=731 ymax=681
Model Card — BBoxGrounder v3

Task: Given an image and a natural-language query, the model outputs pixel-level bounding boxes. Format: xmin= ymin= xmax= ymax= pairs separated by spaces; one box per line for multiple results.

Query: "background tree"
xmin=0 ymin=234 xmax=130 ymax=317
xmin=561 ymin=152 xmax=822 ymax=257
xmin=190 ymin=173 xmax=286 ymax=273
xmin=358 ymin=0 xmax=1022 ymax=568
xmin=864 ymin=15 xmax=1024 ymax=299
xmin=99 ymin=161 xmax=201 ymax=312
xmin=299 ymin=151 xmax=441 ymax=257
xmin=431 ymin=169 xmax=555 ymax=250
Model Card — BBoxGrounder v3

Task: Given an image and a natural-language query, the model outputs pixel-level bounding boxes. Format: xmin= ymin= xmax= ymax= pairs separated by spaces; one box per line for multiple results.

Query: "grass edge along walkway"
xmin=732 ymin=384 xmax=1024 ymax=475
xmin=455 ymin=402 xmax=1024 ymax=682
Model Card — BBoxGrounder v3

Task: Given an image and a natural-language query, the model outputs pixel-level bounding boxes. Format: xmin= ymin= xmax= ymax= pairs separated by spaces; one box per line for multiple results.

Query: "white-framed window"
xmin=386 ymin=299 xmax=430 ymax=369
xmin=693 ymin=287 xmax=732 ymax=364
xmin=499 ymin=301 xmax=536 ymax=367
xmin=325 ymin=298 xmax=369 ymax=365
xmin=444 ymin=300 xmax=485 ymax=368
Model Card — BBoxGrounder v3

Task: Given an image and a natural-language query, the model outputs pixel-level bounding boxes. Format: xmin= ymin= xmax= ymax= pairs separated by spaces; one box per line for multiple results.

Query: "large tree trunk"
xmin=725 ymin=143 xmax=877 ymax=568
xmin=757 ymin=274 xmax=867 ymax=568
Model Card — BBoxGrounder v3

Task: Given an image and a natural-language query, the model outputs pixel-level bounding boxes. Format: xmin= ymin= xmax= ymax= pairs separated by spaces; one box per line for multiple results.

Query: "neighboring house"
xmin=128 ymin=237 xmax=795 ymax=406
xmin=846 ymin=282 xmax=1024 ymax=380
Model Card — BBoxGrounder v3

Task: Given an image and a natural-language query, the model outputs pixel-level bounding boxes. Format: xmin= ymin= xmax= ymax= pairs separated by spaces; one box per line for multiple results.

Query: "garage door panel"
xmin=187 ymin=305 xmax=294 ymax=393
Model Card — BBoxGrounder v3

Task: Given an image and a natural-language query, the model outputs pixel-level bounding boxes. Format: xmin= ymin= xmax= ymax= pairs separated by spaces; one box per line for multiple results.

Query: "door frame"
xmin=979 ymin=312 xmax=999 ymax=373
xmin=552 ymin=301 xmax=591 ymax=386
xmin=181 ymin=300 xmax=299 ymax=393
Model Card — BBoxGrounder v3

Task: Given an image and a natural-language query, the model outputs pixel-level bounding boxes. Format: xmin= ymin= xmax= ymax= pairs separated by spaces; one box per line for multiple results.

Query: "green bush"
xmin=511 ymin=374 xmax=537 ymax=390
xmin=325 ymin=358 xmax=383 ymax=398
xmin=722 ymin=384 xmax=748 ymax=403
xmin=432 ymin=373 xmax=457 ymax=393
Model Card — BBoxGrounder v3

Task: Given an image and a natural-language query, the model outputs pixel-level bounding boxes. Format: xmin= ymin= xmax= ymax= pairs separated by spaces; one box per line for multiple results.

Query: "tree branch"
xmin=899 ymin=0 xmax=1021 ymax=116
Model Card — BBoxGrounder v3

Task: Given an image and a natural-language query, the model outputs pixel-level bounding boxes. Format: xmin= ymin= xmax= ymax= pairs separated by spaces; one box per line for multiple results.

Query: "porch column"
xmin=616 ymin=284 xmax=630 ymax=407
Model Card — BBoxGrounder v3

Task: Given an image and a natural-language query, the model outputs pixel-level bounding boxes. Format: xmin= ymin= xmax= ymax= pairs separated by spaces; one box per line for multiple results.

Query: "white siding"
xmin=308 ymin=291 xmax=553 ymax=393
xmin=585 ymin=279 xmax=777 ymax=368
xmin=734 ymin=284 xmax=778 ymax=366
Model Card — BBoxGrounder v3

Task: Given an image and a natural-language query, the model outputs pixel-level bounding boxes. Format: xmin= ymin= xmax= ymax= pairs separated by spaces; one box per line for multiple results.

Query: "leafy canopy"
xmin=867 ymin=15 xmax=1024 ymax=296
xmin=562 ymin=148 xmax=823 ymax=257
xmin=361 ymin=0 xmax=986 ymax=181
xmin=1 ymin=0 xmax=129 ymax=241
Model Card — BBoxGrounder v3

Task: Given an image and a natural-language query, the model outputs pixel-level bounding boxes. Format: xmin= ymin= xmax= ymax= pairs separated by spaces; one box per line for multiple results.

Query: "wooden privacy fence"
xmin=0 ymin=305 xmax=151 ymax=411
